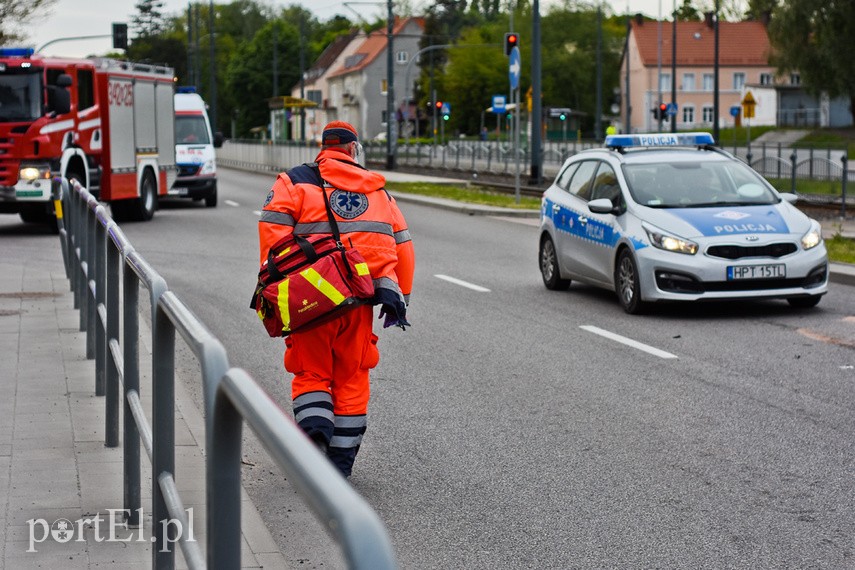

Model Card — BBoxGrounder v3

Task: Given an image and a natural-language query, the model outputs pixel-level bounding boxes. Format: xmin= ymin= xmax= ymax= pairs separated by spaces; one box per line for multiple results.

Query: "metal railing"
xmin=57 ymin=178 xmax=397 ymax=570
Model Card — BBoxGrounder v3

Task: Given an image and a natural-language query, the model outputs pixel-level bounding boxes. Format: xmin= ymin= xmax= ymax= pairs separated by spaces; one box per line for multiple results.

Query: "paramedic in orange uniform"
xmin=258 ymin=121 xmax=415 ymax=477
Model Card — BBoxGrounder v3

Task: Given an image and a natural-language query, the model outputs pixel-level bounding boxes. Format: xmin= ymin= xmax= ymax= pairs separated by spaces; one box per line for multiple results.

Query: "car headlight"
xmin=801 ymin=221 xmax=822 ymax=250
xmin=19 ymin=165 xmax=51 ymax=181
xmin=643 ymin=223 xmax=698 ymax=255
xmin=200 ymin=160 xmax=216 ymax=175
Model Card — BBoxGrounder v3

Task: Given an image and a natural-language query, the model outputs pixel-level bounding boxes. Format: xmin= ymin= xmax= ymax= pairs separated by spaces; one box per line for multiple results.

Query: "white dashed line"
xmin=225 ymin=200 xmax=240 ymax=207
xmin=434 ymin=274 xmax=491 ymax=292
xmin=580 ymin=325 xmax=678 ymax=359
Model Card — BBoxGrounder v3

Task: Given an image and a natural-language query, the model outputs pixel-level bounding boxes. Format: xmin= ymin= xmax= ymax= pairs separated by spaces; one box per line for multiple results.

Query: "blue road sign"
xmin=666 ymin=102 xmax=678 ymax=116
xmin=730 ymin=105 xmax=741 ymax=117
xmin=441 ymin=102 xmax=451 ymax=115
xmin=508 ymin=47 xmax=520 ymax=90
xmin=492 ymin=95 xmax=506 ymax=113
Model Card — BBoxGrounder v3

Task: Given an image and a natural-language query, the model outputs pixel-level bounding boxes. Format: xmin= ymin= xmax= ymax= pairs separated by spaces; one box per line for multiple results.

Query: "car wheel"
xmin=128 ymin=170 xmax=157 ymax=221
xmin=615 ymin=249 xmax=647 ymax=314
xmin=539 ymin=235 xmax=570 ymax=290
xmin=787 ymin=296 xmax=821 ymax=309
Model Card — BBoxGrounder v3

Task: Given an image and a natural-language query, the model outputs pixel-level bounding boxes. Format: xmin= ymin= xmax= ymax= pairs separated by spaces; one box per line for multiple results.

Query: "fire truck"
xmin=0 ymin=48 xmax=176 ymax=224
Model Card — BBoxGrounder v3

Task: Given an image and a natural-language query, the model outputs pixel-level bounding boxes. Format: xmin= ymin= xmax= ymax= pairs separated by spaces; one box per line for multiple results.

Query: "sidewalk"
xmin=0 ymin=256 xmax=287 ymax=568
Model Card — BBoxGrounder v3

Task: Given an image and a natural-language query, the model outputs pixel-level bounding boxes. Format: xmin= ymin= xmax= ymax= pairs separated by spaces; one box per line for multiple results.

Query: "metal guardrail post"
xmin=78 ymin=192 xmax=88 ymax=333
xmin=94 ymin=207 xmax=107 ymax=396
xmin=209 ymin=383 xmax=242 ymax=569
xmin=85 ymin=198 xmax=97 ymax=360
xmin=122 ymin=253 xmax=142 ymax=527
xmin=153 ymin=300 xmax=177 ymax=569
xmin=790 ymin=151 xmax=798 ymax=194
xmin=105 ymin=222 xmax=121 ymax=448
xmin=842 ymin=153 xmax=848 ymax=218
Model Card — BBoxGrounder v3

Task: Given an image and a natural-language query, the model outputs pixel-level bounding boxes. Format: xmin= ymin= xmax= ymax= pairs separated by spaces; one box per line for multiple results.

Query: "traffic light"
xmin=435 ymin=101 xmax=442 ymax=111
xmin=651 ymin=107 xmax=660 ymax=121
xmin=112 ymin=22 xmax=128 ymax=50
xmin=443 ymin=113 xmax=450 ymax=121
xmin=504 ymin=32 xmax=519 ymax=56
xmin=659 ymin=103 xmax=669 ymax=122
xmin=559 ymin=112 xmax=567 ymax=121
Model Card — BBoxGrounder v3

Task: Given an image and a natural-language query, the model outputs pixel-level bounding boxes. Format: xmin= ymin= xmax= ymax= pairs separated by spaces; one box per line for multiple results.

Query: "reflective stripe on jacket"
xmin=258 ymin=148 xmax=415 ymax=303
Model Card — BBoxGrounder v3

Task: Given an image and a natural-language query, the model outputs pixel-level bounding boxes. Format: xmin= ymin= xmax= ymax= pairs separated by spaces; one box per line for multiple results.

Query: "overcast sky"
xmin=27 ymin=0 xmax=665 ymax=58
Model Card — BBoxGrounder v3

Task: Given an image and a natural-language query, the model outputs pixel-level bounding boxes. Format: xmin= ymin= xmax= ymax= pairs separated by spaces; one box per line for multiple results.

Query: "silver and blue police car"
xmin=538 ymin=132 xmax=828 ymax=314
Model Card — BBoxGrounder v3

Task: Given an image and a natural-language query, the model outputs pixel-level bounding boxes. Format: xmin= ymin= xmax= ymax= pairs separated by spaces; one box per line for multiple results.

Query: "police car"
xmin=538 ymin=133 xmax=828 ymax=313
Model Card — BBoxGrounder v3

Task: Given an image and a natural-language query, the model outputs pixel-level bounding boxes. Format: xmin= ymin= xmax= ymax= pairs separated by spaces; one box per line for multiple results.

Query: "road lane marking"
xmin=580 ymin=325 xmax=678 ymax=359
xmin=434 ymin=274 xmax=491 ymax=292
xmin=225 ymin=200 xmax=240 ymax=207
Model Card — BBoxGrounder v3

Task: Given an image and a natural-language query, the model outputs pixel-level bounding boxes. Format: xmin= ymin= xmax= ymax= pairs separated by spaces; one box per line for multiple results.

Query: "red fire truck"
xmin=0 ymin=48 xmax=176 ymax=224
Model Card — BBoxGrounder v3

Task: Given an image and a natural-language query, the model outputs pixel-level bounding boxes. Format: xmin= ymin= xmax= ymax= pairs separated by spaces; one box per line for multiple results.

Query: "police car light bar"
xmin=605 ymin=132 xmax=716 ymax=149
xmin=0 ymin=47 xmax=35 ymax=58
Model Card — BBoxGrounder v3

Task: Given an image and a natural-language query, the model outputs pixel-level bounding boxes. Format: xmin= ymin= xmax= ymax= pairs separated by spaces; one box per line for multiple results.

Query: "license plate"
xmin=727 ymin=264 xmax=786 ymax=280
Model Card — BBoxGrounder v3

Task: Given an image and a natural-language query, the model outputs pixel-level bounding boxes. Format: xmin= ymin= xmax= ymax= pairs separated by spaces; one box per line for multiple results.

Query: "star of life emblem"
xmin=330 ymin=190 xmax=368 ymax=219
xmin=51 ymin=519 xmax=74 ymax=543
xmin=714 ymin=210 xmax=751 ymax=221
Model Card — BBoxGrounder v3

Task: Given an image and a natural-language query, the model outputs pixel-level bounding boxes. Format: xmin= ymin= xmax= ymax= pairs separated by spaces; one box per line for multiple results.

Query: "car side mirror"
xmin=588 ymin=198 xmax=618 ymax=215
xmin=213 ymin=131 xmax=224 ymax=148
xmin=780 ymin=193 xmax=798 ymax=205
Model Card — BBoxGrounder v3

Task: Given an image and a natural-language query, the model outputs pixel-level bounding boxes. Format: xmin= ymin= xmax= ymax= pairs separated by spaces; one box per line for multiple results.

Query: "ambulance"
xmin=170 ymin=88 xmax=219 ymax=207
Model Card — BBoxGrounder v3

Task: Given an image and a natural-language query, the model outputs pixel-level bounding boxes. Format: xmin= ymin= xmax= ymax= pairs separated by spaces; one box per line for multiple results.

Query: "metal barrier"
xmin=57 ymin=178 xmax=397 ymax=570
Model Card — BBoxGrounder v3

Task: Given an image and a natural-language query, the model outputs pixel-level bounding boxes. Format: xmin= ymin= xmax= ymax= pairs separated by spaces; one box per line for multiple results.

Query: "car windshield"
xmin=622 ymin=160 xmax=779 ymax=208
xmin=175 ymin=115 xmax=210 ymax=144
xmin=0 ymin=69 xmax=42 ymax=122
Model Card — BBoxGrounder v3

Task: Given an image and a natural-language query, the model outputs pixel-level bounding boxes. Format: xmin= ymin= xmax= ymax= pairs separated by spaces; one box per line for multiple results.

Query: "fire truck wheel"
xmin=133 ymin=171 xmax=157 ymax=221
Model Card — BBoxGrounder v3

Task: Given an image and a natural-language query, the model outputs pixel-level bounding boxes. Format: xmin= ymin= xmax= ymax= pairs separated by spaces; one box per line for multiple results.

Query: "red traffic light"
xmin=659 ymin=103 xmax=667 ymax=113
xmin=435 ymin=101 xmax=443 ymax=109
xmin=504 ymin=32 xmax=519 ymax=56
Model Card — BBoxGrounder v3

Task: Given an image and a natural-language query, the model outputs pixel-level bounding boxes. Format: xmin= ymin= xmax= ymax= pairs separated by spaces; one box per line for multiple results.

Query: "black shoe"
xmin=309 ymin=432 xmax=328 ymax=454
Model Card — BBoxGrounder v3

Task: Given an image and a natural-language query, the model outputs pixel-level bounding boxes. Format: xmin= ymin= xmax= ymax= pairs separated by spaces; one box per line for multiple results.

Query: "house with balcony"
xmin=618 ymin=17 xmax=851 ymax=134
xmin=324 ymin=17 xmax=424 ymax=141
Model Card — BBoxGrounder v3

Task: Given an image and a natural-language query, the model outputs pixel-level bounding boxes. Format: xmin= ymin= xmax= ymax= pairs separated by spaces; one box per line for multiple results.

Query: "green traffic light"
xmin=443 ymin=114 xmax=450 ymax=121
xmin=559 ymin=114 xmax=566 ymax=121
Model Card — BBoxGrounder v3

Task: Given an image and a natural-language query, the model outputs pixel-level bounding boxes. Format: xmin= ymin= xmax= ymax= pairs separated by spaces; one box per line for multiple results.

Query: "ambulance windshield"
xmin=0 ymin=69 xmax=42 ymax=122
xmin=175 ymin=115 xmax=210 ymax=144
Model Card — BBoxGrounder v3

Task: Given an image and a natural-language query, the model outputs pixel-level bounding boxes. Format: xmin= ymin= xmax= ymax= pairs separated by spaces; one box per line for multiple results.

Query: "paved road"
xmin=113 ymin=166 xmax=855 ymax=569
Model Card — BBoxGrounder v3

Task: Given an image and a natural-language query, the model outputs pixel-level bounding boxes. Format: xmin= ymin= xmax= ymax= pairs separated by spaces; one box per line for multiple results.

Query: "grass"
xmin=386 ymin=179 xmax=855 ymax=265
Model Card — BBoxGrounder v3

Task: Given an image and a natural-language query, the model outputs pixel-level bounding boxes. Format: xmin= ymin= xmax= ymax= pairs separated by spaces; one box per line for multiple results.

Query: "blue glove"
xmin=379 ymin=304 xmax=411 ymax=330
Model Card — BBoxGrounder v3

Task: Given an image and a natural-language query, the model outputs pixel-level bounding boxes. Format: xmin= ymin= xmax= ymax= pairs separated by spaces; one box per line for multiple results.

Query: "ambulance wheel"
xmin=615 ymin=249 xmax=647 ymax=314
xmin=204 ymin=183 xmax=217 ymax=207
xmin=539 ymin=235 xmax=570 ymax=290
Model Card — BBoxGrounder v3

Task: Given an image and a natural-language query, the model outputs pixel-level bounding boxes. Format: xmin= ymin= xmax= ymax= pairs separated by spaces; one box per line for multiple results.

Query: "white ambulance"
xmin=171 ymin=88 xmax=219 ymax=207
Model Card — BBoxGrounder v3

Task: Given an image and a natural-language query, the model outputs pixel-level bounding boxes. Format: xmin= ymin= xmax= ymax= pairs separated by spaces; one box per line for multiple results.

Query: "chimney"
xmin=704 ymin=11 xmax=714 ymax=28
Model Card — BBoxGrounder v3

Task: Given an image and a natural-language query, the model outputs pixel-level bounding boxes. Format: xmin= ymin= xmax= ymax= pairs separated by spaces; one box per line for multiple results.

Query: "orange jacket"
xmin=259 ymin=148 xmax=415 ymax=304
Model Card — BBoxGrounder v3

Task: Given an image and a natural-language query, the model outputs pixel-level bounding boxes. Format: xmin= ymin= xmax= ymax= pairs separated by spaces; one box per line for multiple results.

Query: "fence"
xmin=57 ymin=178 xmax=397 ymax=570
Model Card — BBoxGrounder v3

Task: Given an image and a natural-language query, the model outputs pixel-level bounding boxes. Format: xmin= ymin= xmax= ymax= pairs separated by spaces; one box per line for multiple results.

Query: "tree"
xmin=132 ymin=0 xmax=167 ymax=38
xmin=0 ymin=0 xmax=57 ymax=45
xmin=768 ymin=0 xmax=855 ymax=117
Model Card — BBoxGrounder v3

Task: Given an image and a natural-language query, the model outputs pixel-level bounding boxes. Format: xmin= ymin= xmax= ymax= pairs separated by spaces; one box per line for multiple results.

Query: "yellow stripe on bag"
xmin=276 ymin=246 xmax=292 ymax=258
xmin=301 ymin=267 xmax=346 ymax=305
xmin=355 ymin=262 xmax=369 ymax=276
xmin=53 ymin=199 xmax=64 ymax=220
xmin=277 ymin=279 xmax=291 ymax=332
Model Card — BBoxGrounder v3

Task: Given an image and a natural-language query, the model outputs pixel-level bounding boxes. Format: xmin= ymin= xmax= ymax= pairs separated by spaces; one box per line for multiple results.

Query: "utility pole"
xmin=385 ymin=0 xmax=395 ymax=170
xmin=530 ymin=0 xmax=543 ymax=185
xmin=299 ymin=16 xmax=306 ymax=142
xmin=671 ymin=0 xmax=677 ymax=133
xmin=186 ymin=4 xmax=193 ymax=86
xmin=209 ymin=0 xmax=217 ymax=135
xmin=595 ymin=4 xmax=603 ymax=141
xmin=713 ymin=0 xmax=720 ymax=144
xmin=625 ymin=10 xmax=631 ymax=133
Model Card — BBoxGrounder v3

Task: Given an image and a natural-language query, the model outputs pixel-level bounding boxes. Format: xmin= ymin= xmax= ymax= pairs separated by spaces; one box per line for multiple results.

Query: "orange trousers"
xmin=284 ymin=304 xmax=379 ymax=414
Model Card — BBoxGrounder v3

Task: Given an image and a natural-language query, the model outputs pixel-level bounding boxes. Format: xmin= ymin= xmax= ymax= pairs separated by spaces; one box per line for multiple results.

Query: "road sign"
xmin=440 ymin=102 xmax=451 ymax=115
xmin=729 ymin=105 xmax=741 ymax=118
xmin=492 ymin=95 xmax=506 ymax=114
xmin=742 ymin=90 xmax=756 ymax=119
xmin=666 ymin=102 xmax=678 ymax=116
xmin=508 ymin=47 xmax=520 ymax=90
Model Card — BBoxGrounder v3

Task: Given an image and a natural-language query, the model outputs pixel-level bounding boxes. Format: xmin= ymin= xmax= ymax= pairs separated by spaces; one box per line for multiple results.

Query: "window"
xmin=556 ymin=162 xmax=579 ymax=192
xmin=380 ymin=79 xmax=387 ymax=95
xmin=396 ymin=50 xmax=408 ymax=64
xmin=703 ymin=73 xmax=714 ymax=91
xmin=77 ymin=69 xmax=94 ymax=110
xmin=702 ymin=105 xmax=714 ymax=123
xmin=567 ymin=161 xmax=598 ymax=201
xmin=682 ymin=105 xmax=695 ymax=124
xmin=733 ymin=72 xmax=745 ymax=90
xmin=682 ymin=73 xmax=695 ymax=91
xmin=790 ymin=73 xmax=801 ymax=85
xmin=760 ymin=73 xmax=773 ymax=86
xmin=659 ymin=73 xmax=671 ymax=93
xmin=306 ymin=89 xmax=322 ymax=105
xmin=590 ymin=163 xmax=621 ymax=206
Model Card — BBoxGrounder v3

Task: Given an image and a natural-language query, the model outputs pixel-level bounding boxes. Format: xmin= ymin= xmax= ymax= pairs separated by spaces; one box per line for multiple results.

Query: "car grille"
xmin=177 ymin=164 xmax=201 ymax=177
xmin=706 ymin=243 xmax=798 ymax=260
xmin=0 ymin=157 xmax=18 ymax=187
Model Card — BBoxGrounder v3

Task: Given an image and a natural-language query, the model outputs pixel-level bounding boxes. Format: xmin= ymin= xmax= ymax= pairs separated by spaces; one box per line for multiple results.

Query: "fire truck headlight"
xmin=19 ymin=166 xmax=51 ymax=181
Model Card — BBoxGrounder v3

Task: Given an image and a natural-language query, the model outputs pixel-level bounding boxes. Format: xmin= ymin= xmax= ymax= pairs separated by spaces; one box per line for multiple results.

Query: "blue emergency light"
xmin=605 ymin=132 xmax=715 ymax=149
xmin=0 ymin=47 xmax=35 ymax=57
xmin=176 ymin=86 xmax=197 ymax=94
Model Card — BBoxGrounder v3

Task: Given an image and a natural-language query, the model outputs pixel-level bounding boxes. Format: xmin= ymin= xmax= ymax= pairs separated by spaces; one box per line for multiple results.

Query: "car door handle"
xmin=578 ymin=216 xmax=588 ymax=225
